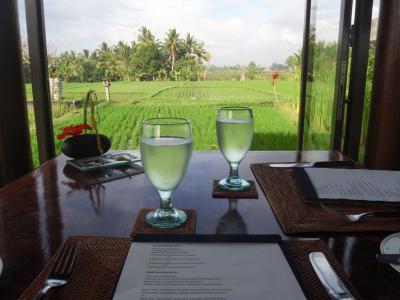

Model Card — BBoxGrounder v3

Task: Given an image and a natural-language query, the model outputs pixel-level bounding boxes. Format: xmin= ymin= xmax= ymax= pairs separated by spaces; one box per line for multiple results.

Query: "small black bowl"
xmin=61 ymin=134 xmax=111 ymax=158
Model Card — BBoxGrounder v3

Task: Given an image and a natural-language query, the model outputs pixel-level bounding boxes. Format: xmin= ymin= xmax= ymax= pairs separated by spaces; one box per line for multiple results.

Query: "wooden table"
xmin=0 ymin=151 xmax=399 ymax=299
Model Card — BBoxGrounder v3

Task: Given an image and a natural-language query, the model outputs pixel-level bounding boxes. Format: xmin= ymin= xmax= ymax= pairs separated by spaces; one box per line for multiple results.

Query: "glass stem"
xmin=229 ymin=162 xmax=239 ymax=180
xmin=158 ymin=190 xmax=173 ymax=211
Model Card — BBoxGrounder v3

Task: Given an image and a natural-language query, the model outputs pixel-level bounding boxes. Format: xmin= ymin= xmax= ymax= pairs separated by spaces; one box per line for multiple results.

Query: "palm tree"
xmin=202 ymin=51 xmax=212 ymax=79
xmin=113 ymin=41 xmax=133 ymax=80
xmin=194 ymin=41 xmax=207 ymax=62
xmin=98 ymin=42 xmax=111 ymax=78
xmin=99 ymin=42 xmax=109 ymax=53
xmin=191 ymin=41 xmax=210 ymax=80
xmin=164 ymin=28 xmax=180 ymax=73
xmin=82 ymin=49 xmax=90 ymax=58
xmin=77 ymin=49 xmax=94 ymax=82
xmin=105 ymin=42 xmax=122 ymax=80
xmin=65 ymin=51 xmax=79 ymax=81
xmin=183 ymin=33 xmax=196 ymax=59
xmin=137 ymin=26 xmax=155 ymax=44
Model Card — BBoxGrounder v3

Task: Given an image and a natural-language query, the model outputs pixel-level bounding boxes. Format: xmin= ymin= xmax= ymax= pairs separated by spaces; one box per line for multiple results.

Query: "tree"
xmin=180 ymin=34 xmax=210 ymax=80
xmin=137 ymin=26 xmax=155 ymax=44
xmin=183 ymin=33 xmax=196 ymax=59
xmin=55 ymin=51 xmax=78 ymax=81
xmin=194 ymin=41 xmax=207 ymax=62
xmin=202 ymin=52 xmax=212 ymax=79
xmin=285 ymin=50 xmax=302 ymax=111
xmin=41 ymin=25 xmax=210 ymax=83
xmin=270 ymin=62 xmax=289 ymax=71
xmin=285 ymin=51 xmax=301 ymax=73
xmin=21 ymin=40 xmax=31 ymax=82
xmin=113 ymin=41 xmax=133 ymax=80
xmin=164 ymin=28 xmax=181 ymax=74
xmin=97 ymin=42 xmax=117 ymax=80
xmin=76 ymin=49 xmax=97 ymax=82
xmin=131 ymin=41 xmax=164 ymax=80
xmin=246 ymin=61 xmax=259 ymax=80
xmin=174 ymin=59 xmax=201 ymax=81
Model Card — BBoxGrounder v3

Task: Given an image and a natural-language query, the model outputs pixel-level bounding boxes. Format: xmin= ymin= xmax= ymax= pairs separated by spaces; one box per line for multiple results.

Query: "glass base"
xmin=145 ymin=208 xmax=187 ymax=228
xmin=218 ymin=177 xmax=251 ymax=191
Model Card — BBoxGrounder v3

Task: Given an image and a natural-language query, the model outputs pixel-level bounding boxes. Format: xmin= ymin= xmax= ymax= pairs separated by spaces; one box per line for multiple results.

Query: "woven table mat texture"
xmin=130 ymin=208 xmax=196 ymax=236
xmin=251 ymin=163 xmax=400 ymax=234
xmin=19 ymin=237 xmax=360 ymax=300
xmin=285 ymin=240 xmax=361 ymax=300
xmin=212 ymin=180 xmax=259 ymax=198
xmin=18 ymin=236 xmax=131 ymax=300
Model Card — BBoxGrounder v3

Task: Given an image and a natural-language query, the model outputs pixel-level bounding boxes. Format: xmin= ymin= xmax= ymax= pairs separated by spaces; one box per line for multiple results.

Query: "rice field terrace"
xmin=26 ymin=80 xmax=301 ymax=166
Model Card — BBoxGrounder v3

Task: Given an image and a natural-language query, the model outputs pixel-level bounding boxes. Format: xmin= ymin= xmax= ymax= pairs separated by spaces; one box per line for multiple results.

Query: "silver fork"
xmin=34 ymin=241 xmax=79 ymax=300
xmin=345 ymin=211 xmax=400 ymax=223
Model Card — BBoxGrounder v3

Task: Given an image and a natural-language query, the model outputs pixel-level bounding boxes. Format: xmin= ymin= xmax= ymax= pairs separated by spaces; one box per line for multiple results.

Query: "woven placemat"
xmin=212 ymin=180 xmax=258 ymax=198
xmin=285 ymin=240 xmax=361 ymax=300
xmin=19 ymin=237 xmax=360 ymax=300
xmin=251 ymin=163 xmax=400 ymax=234
xmin=130 ymin=208 xmax=196 ymax=236
xmin=18 ymin=236 xmax=131 ymax=300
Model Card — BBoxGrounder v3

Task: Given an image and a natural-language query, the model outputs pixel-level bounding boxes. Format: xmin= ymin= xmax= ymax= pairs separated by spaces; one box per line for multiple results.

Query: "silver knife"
xmin=309 ymin=252 xmax=355 ymax=300
xmin=376 ymin=254 xmax=400 ymax=265
xmin=269 ymin=160 xmax=355 ymax=168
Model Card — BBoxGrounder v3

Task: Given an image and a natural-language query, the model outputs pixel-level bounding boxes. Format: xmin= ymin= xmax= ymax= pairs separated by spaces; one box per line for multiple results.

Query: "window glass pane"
xmin=22 ymin=1 xmax=307 ymax=165
xmin=303 ymin=0 xmax=341 ymax=150
xmin=358 ymin=0 xmax=379 ymax=163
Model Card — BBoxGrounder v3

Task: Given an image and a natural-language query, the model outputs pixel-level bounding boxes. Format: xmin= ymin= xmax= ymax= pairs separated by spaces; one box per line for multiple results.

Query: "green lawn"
xmin=27 ymin=80 xmax=299 ymax=166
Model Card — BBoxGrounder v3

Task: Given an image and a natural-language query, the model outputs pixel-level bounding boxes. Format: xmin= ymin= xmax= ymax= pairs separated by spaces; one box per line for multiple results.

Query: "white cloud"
xmin=19 ymin=0 xmax=313 ymax=66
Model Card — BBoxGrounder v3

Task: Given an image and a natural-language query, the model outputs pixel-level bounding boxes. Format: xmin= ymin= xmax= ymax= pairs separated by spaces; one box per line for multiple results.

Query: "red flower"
xmin=57 ymin=123 xmax=92 ymax=140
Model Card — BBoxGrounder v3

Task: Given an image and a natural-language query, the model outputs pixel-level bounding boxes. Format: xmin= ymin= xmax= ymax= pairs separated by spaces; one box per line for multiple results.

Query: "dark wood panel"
xmin=25 ymin=0 xmax=56 ymax=164
xmin=343 ymin=0 xmax=373 ymax=160
xmin=365 ymin=0 xmax=400 ymax=170
xmin=0 ymin=0 xmax=33 ymax=187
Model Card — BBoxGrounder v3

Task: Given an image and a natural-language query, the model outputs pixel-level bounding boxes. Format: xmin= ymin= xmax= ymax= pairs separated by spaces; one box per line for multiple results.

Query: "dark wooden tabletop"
xmin=0 ymin=151 xmax=399 ymax=299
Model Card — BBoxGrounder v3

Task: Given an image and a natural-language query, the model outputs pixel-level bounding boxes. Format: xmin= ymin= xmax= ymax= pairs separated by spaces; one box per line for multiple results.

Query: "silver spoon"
xmin=345 ymin=212 xmax=400 ymax=223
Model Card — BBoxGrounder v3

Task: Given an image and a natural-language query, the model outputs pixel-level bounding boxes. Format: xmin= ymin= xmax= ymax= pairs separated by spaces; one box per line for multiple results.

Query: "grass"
xmin=27 ymin=79 xmax=301 ymax=167
xmin=26 ymin=80 xmax=296 ymax=103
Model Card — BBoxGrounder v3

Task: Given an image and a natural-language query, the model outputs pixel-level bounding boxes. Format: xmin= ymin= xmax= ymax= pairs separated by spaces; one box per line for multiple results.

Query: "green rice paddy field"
xmin=26 ymin=80 xmax=301 ymax=166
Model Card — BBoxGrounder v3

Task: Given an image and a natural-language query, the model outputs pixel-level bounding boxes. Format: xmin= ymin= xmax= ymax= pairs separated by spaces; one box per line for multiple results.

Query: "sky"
xmin=18 ymin=0 xmax=379 ymax=67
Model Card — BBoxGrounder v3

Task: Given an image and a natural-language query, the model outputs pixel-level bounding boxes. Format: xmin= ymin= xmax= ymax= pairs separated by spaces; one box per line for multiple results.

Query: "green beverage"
xmin=216 ymin=107 xmax=253 ymax=191
xmin=140 ymin=137 xmax=192 ymax=192
xmin=216 ymin=117 xmax=253 ymax=163
xmin=140 ymin=118 xmax=192 ymax=228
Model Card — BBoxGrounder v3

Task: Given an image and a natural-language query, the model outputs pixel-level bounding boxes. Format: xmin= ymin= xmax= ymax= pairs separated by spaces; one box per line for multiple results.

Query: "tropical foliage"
xmin=46 ymin=26 xmax=210 ymax=82
xmin=285 ymin=40 xmax=376 ymax=154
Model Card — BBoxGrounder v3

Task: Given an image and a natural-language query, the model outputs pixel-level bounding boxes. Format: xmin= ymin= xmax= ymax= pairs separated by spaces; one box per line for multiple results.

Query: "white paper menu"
xmin=113 ymin=242 xmax=306 ymax=300
xmin=304 ymin=168 xmax=400 ymax=201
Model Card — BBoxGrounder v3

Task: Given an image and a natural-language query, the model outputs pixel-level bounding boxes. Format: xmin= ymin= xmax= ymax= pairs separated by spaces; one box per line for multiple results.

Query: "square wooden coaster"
xmin=131 ymin=208 xmax=196 ymax=237
xmin=212 ymin=180 xmax=259 ymax=198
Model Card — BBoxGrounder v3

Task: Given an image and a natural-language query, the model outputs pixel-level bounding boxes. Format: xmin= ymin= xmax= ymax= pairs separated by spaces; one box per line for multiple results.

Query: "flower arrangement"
xmin=57 ymin=124 xmax=92 ymax=140
xmin=58 ymin=89 xmax=111 ymax=158
xmin=83 ymin=89 xmax=103 ymax=154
